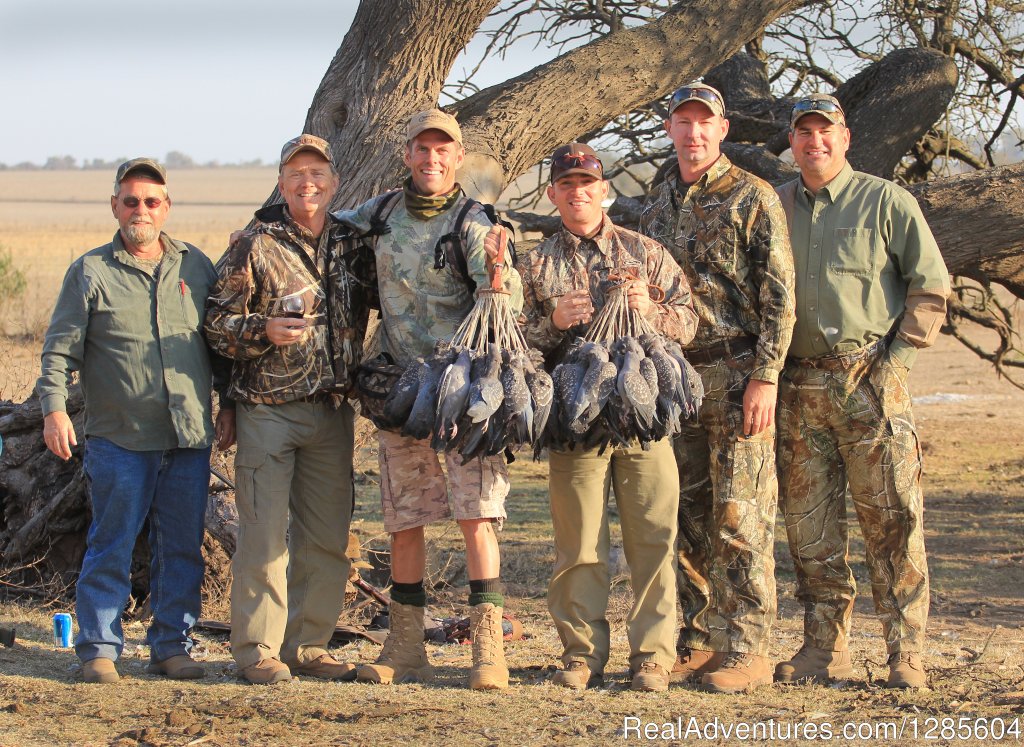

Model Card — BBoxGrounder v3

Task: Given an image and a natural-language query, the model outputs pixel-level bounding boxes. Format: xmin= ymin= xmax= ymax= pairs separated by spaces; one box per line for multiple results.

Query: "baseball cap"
xmin=667 ymin=82 xmax=725 ymax=118
xmin=406 ymin=109 xmax=463 ymax=145
xmin=790 ymin=94 xmax=845 ymax=128
xmin=549 ymin=143 xmax=603 ymax=183
xmin=115 ymin=158 xmax=166 ymax=185
xmin=279 ymin=134 xmax=333 ymax=170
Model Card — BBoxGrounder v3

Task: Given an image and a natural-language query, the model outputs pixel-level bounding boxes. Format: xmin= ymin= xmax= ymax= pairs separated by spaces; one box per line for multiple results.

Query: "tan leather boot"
xmin=82 ymin=657 xmax=119 ymax=684
xmin=885 ymin=652 xmax=927 ymax=689
xmin=356 ymin=602 xmax=433 ymax=684
xmin=551 ymin=659 xmax=602 ymax=689
xmin=630 ymin=661 xmax=670 ymax=692
xmin=701 ymin=652 xmax=773 ymax=693
xmin=469 ymin=603 xmax=508 ymax=690
xmin=671 ymin=647 xmax=724 ymax=682
xmin=775 ymin=646 xmax=854 ymax=683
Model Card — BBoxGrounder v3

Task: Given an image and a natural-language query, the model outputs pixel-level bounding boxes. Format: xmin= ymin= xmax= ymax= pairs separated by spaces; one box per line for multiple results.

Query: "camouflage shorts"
xmin=376 ymin=430 xmax=510 ymax=533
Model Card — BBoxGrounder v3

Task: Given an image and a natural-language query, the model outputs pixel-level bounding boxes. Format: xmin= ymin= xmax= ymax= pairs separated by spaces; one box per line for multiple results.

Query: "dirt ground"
xmin=1 ymin=333 xmax=1022 ymax=746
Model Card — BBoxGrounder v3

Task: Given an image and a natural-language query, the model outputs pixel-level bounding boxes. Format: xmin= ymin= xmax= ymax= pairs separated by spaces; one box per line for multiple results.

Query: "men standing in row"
xmin=639 ymin=82 xmax=796 ymax=693
xmin=774 ymin=95 xmax=950 ymax=689
xmin=205 ymin=135 xmax=376 ymax=684
xmin=517 ymin=144 xmax=698 ymax=692
xmin=38 ymin=158 xmax=230 ymax=683
xmin=335 ymin=110 xmax=523 ymax=690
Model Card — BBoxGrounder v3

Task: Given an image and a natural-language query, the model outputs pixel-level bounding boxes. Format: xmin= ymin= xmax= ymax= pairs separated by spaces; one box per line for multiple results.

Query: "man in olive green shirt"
xmin=38 ymin=158 xmax=231 ymax=684
xmin=774 ymin=95 xmax=950 ymax=690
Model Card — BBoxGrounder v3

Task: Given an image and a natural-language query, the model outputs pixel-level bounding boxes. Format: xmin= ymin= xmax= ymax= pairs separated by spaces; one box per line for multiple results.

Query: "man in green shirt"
xmin=38 ymin=158 xmax=231 ymax=684
xmin=774 ymin=94 xmax=950 ymax=689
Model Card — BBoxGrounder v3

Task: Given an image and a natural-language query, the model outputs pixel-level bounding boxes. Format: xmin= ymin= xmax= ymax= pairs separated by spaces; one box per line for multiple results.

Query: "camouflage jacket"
xmin=334 ymin=191 xmax=523 ymax=367
xmin=515 ymin=215 xmax=698 ymax=365
xmin=204 ymin=204 xmax=377 ymax=405
xmin=640 ymin=156 xmax=796 ymax=384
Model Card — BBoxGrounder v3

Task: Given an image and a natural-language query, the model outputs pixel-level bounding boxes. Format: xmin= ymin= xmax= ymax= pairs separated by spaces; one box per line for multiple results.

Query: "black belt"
xmin=787 ymin=337 xmax=889 ymax=371
xmin=685 ymin=336 xmax=757 ymax=365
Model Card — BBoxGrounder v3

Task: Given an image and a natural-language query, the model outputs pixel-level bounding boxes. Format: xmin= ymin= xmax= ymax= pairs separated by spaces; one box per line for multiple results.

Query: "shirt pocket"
xmin=830 ymin=227 xmax=877 ymax=276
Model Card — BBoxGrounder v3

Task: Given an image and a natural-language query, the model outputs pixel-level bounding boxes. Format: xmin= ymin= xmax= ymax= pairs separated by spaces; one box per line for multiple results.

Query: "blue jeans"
xmin=76 ymin=436 xmax=210 ymax=663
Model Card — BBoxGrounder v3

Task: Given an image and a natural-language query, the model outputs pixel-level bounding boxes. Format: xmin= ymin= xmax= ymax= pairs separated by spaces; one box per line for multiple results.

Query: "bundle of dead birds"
xmin=373 ymin=288 xmax=553 ymax=463
xmin=544 ymin=280 xmax=703 ymax=453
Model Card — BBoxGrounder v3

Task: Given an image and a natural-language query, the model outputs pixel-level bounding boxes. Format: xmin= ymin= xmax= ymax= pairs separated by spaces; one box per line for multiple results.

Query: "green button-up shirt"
xmin=776 ymin=163 xmax=950 ymax=367
xmin=37 ymin=232 xmax=218 ymax=450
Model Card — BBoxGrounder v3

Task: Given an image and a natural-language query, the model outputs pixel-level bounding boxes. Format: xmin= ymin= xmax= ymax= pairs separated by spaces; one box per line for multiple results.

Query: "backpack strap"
xmin=367 ymin=189 xmax=402 ymax=237
xmin=432 ymin=198 xmax=517 ymax=295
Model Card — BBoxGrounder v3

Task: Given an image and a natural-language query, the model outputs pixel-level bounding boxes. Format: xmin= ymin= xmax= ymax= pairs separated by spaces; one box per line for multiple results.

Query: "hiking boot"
xmin=241 ymin=658 xmax=291 ymax=684
xmin=701 ymin=652 xmax=772 ymax=693
xmin=356 ymin=601 xmax=433 ymax=684
xmin=469 ymin=603 xmax=508 ymax=690
xmin=671 ymin=647 xmax=724 ymax=682
xmin=147 ymin=654 xmax=205 ymax=680
xmin=775 ymin=646 xmax=853 ymax=684
xmin=82 ymin=657 xmax=119 ymax=684
xmin=885 ymin=652 xmax=927 ymax=689
xmin=551 ymin=659 xmax=602 ymax=690
xmin=630 ymin=661 xmax=670 ymax=692
xmin=292 ymin=654 xmax=357 ymax=681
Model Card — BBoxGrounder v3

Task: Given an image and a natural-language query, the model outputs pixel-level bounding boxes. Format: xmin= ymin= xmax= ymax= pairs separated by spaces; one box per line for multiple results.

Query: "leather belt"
xmin=685 ymin=336 xmax=757 ymax=365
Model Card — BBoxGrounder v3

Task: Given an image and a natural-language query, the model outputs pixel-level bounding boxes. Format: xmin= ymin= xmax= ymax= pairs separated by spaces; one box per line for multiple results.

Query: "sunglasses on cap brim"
xmin=668 ymin=87 xmax=723 ymax=113
xmin=792 ymin=98 xmax=845 ymax=118
xmin=552 ymin=152 xmax=603 ymax=173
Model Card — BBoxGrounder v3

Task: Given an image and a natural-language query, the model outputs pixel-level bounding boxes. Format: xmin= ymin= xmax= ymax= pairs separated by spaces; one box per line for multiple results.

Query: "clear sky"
xmin=0 ymin=0 xmax=545 ymax=167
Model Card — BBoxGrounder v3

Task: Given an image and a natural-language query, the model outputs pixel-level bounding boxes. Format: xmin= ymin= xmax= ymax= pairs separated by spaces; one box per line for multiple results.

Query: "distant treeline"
xmin=0 ymin=152 xmax=268 ymax=171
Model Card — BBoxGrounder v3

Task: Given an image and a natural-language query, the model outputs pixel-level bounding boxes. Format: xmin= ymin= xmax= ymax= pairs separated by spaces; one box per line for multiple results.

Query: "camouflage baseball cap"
xmin=668 ymin=82 xmax=725 ymax=118
xmin=279 ymin=134 xmax=333 ymax=170
xmin=790 ymin=93 xmax=845 ymax=128
xmin=406 ymin=109 xmax=463 ymax=145
xmin=549 ymin=142 xmax=603 ymax=183
xmin=115 ymin=157 xmax=166 ymax=185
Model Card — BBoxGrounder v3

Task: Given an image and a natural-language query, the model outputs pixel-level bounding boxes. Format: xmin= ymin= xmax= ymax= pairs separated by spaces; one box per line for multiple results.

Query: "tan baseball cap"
xmin=279 ymin=134 xmax=333 ymax=170
xmin=549 ymin=143 xmax=603 ymax=183
xmin=668 ymin=82 xmax=726 ymax=118
xmin=115 ymin=157 xmax=166 ymax=185
xmin=790 ymin=94 xmax=845 ymax=128
xmin=406 ymin=109 xmax=462 ymax=145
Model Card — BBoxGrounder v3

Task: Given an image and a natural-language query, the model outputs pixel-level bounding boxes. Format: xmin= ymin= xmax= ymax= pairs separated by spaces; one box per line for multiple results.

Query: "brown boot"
xmin=551 ymin=659 xmax=602 ymax=690
xmin=240 ymin=658 xmax=291 ymax=685
xmin=292 ymin=654 xmax=358 ymax=681
xmin=469 ymin=603 xmax=508 ymax=690
xmin=630 ymin=661 xmax=670 ymax=692
xmin=82 ymin=657 xmax=119 ymax=684
xmin=701 ymin=652 xmax=773 ymax=693
xmin=356 ymin=602 xmax=433 ymax=684
xmin=671 ymin=647 xmax=724 ymax=683
xmin=147 ymin=654 xmax=205 ymax=680
xmin=885 ymin=652 xmax=927 ymax=689
xmin=775 ymin=646 xmax=853 ymax=684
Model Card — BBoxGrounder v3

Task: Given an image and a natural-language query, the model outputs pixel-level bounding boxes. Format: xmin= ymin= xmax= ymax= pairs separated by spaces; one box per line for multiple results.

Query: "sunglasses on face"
xmin=553 ymin=152 xmax=603 ymax=172
xmin=120 ymin=196 xmax=164 ymax=210
xmin=792 ymin=98 xmax=845 ymax=117
xmin=669 ymin=86 xmax=723 ymax=113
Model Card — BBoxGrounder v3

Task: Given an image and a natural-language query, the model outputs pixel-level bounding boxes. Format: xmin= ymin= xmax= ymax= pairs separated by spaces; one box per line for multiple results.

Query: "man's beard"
xmin=125 ymin=222 xmax=158 ymax=246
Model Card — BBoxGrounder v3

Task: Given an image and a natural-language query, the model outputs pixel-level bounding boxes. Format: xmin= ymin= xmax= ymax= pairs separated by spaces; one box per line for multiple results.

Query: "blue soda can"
xmin=53 ymin=613 xmax=73 ymax=648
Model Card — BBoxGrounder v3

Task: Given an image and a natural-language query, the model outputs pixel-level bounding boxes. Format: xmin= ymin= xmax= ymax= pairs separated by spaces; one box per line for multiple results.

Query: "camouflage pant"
xmin=777 ymin=344 xmax=928 ymax=654
xmin=673 ymin=356 xmax=778 ymax=656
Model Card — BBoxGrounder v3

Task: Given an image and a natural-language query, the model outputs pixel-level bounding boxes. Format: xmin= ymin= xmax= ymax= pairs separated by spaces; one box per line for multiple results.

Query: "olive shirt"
xmin=776 ymin=163 xmax=950 ymax=367
xmin=334 ymin=193 xmax=523 ymax=367
xmin=37 ymin=232 xmax=218 ymax=451
xmin=639 ymin=156 xmax=795 ymax=384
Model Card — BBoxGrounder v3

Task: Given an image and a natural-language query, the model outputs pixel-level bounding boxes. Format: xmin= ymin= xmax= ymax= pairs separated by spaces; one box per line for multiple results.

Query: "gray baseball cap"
xmin=115 ymin=157 xmax=166 ymax=185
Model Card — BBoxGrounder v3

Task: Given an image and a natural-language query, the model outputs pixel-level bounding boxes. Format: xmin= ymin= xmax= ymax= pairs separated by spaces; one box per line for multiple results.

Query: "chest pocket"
xmin=830 ymin=227 xmax=877 ymax=275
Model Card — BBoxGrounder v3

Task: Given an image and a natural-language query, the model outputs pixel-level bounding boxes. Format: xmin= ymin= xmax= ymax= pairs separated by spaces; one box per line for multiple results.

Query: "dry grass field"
xmin=1 ymin=171 xmax=1023 ymax=746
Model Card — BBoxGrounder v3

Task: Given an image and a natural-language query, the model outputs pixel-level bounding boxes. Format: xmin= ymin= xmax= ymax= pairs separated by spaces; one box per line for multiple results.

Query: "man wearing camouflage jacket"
xmin=205 ymin=134 xmax=377 ymax=685
xmin=774 ymin=95 xmax=950 ymax=689
xmin=334 ymin=109 xmax=523 ymax=690
xmin=639 ymin=82 xmax=796 ymax=693
xmin=518 ymin=143 xmax=698 ymax=693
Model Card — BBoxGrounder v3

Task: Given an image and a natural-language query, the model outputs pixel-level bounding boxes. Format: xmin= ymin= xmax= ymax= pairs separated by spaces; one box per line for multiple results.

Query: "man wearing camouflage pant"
xmin=639 ymin=82 xmax=796 ymax=693
xmin=774 ymin=95 xmax=950 ymax=689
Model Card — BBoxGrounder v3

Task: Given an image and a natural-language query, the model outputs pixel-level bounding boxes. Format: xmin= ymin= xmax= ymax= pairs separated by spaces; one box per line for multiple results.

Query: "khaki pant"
xmin=547 ymin=438 xmax=679 ymax=673
xmin=673 ymin=357 xmax=779 ymax=657
xmin=231 ymin=400 xmax=355 ymax=668
xmin=777 ymin=346 xmax=928 ymax=654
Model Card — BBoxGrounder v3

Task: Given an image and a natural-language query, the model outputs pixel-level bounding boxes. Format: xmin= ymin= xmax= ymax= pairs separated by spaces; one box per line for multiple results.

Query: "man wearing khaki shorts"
xmin=334 ymin=109 xmax=523 ymax=689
